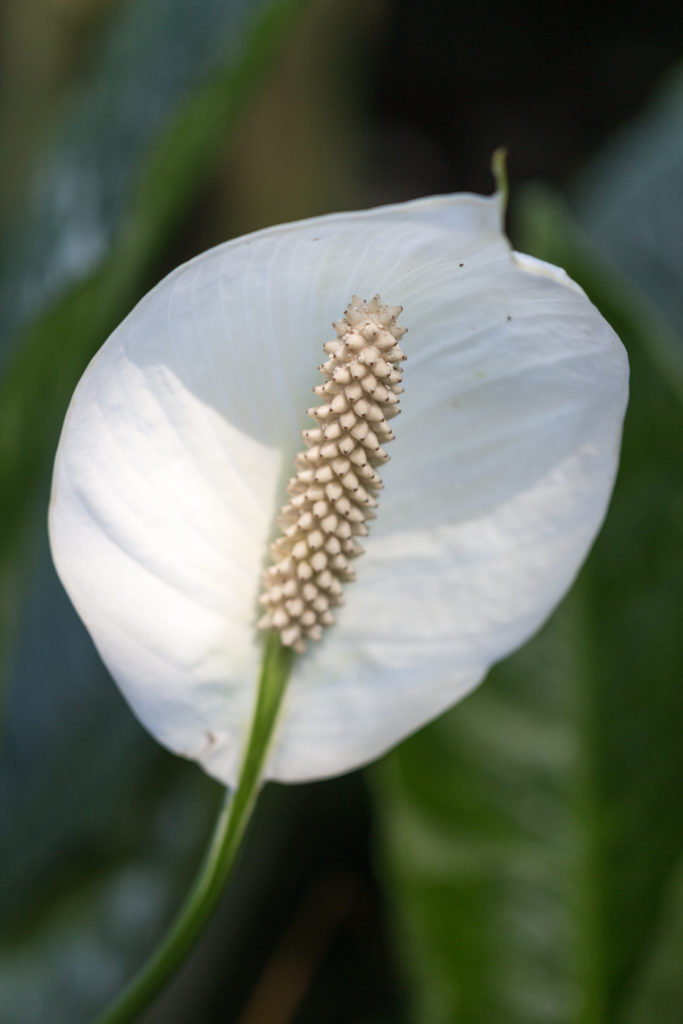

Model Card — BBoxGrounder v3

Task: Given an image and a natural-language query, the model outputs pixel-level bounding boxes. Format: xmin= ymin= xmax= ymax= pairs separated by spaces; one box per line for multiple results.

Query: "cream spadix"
xmin=48 ymin=191 xmax=628 ymax=788
xmin=259 ymin=295 xmax=406 ymax=653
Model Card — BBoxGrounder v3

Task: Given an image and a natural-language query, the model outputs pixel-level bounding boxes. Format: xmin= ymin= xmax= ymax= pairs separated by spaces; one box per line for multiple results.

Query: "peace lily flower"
xmin=49 ymin=188 xmax=628 ymax=793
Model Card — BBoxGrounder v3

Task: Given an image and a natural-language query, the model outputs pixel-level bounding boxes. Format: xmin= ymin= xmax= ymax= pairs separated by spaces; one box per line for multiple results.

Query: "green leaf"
xmin=0 ymin=0 xmax=309 ymax=675
xmin=574 ymin=66 xmax=683 ymax=341
xmin=375 ymin=611 xmax=586 ymax=1024
xmin=372 ymin=80 xmax=683 ymax=1024
xmin=0 ymin=772 xmax=218 ymax=1024
xmin=0 ymin=530 xmax=218 ymax=1022
xmin=0 ymin=0 xmax=309 ymax=353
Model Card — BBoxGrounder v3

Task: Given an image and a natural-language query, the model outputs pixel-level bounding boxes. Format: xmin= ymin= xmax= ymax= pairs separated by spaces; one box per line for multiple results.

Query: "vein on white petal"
xmin=96 ymin=359 xmax=262 ymax=586
xmin=178 ymin=263 xmax=270 ymax=518
xmin=120 ymin=359 xmax=263 ymax=553
xmin=181 ymin=259 xmax=264 ymax=513
xmin=264 ymin=231 xmax=307 ymax=439
xmin=214 ymin=258 xmax=264 ymax=444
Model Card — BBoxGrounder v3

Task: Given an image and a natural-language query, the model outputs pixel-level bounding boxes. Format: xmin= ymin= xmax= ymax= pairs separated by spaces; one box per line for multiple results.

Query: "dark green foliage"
xmin=373 ymin=75 xmax=683 ymax=1024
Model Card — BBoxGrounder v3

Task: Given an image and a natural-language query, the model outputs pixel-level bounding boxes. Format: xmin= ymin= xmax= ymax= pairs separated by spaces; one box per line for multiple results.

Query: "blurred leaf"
xmin=0 ymin=0 xmax=308 ymax=353
xmin=0 ymin=0 xmax=308 ymax=672
xmin=0 ymin=529 xmax=166 ymax=923
xmin=574 ymin=66 xmax=683 ymax=342
xmin=372 ymin=80 xmax=683 ymax=1024
xmin=0 ymin=767 xmax=217 ymax=1024
xmin=0 ymin=524 xmax=218 ymax=1021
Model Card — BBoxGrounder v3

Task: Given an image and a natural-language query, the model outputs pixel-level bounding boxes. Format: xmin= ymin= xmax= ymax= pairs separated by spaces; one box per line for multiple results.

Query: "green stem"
xmin=93 ymin=632 xmax=296 ymax=1024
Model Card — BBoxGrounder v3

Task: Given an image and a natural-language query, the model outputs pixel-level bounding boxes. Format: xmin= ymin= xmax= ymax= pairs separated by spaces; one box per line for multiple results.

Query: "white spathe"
xmin=49 ymin=191 xmax=628 ymax=787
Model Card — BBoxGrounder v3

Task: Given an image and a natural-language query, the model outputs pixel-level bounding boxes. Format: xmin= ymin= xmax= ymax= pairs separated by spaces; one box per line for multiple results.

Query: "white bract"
xmin=49 ymin=191 xmax=628 ymax=788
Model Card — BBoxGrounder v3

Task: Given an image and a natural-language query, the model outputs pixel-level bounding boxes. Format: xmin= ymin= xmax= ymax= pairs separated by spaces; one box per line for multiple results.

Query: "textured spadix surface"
xmin=259 ymin=295 xmax=407 ymax=653
xmin=49 ymin=192 xmax=628 ymax=786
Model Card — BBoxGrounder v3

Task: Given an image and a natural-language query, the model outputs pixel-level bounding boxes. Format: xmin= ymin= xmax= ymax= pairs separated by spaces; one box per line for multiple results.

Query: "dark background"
xmin=0 ymin=1 xmax=681 ymax=1021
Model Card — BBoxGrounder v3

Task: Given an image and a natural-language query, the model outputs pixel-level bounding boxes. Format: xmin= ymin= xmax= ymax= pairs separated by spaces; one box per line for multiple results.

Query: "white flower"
xmin=48 ymin=191 xmax=628 ymax=788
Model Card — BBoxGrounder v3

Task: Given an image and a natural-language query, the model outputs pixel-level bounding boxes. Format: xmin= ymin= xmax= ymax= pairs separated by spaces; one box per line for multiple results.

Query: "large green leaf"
xmin=0 ymin=0 xmax=308 ymax=671
xmin=0 ymin=523 xmax=219 ymax=1020
xmin=372 ymin=80 xmax=683 ymax=1023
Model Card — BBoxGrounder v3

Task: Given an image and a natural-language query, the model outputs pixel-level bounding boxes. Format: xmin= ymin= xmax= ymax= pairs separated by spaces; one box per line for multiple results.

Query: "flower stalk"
xmin=93 ymin=632 xmax=295 ymax=1024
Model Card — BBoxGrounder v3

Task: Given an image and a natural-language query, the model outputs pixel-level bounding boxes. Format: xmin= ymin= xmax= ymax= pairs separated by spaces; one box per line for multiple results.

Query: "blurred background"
xmin=1 ymin=0 xmax=682 ymax=1021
